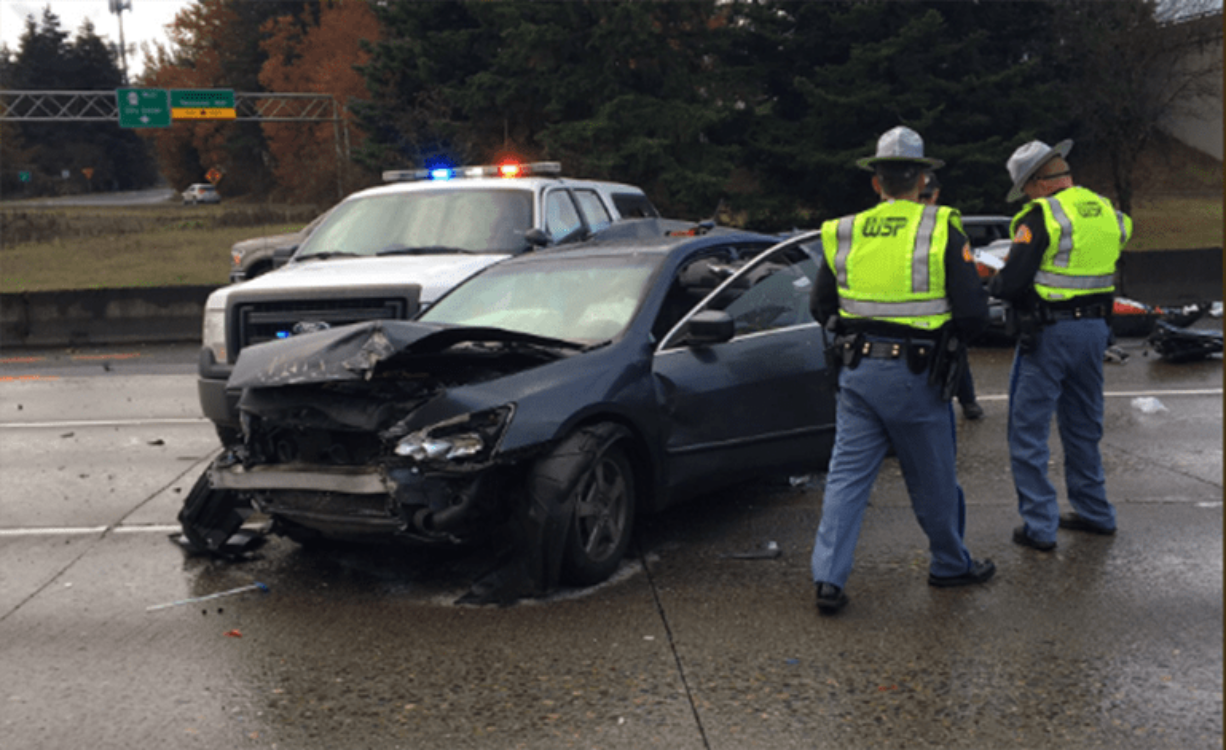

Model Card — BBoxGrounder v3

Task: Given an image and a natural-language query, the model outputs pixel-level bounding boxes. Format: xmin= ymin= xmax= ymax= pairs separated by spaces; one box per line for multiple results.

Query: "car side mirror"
xmin=686 ymin=310 xmax=735 ymax=346
xmin=524 ymin=228 xmax=551 ymax=248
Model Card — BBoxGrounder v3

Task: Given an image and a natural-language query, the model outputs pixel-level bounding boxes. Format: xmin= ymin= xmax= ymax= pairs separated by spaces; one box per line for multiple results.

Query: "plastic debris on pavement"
xmin=1131 ymin=397 xmax=1168 ymax=414
xmin=146 ymin=582 xmax=270 ymax=612
xmin=721 ymin=541 xmax=782 ymax=560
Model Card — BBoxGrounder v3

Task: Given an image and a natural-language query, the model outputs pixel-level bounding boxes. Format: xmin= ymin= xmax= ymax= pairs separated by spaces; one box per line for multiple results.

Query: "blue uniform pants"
xmin=811 ymin=352 xmax=974 ymax=588
xmin=1007 ymin=318 xmax=1114 ymax=542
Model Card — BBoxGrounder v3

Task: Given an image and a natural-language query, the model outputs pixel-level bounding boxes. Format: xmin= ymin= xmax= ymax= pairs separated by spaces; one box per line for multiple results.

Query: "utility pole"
xmin=108 ymin=0 xmax=132 ymax=85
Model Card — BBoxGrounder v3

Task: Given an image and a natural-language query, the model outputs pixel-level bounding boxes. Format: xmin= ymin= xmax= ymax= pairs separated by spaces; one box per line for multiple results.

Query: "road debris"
xmin=146 ymin=581 xmax=269 ymax=612
xmin=721 ymin=540 xmax=782 ymax=560
xmin=1131 ymin=397 xmax=1168 ymax=414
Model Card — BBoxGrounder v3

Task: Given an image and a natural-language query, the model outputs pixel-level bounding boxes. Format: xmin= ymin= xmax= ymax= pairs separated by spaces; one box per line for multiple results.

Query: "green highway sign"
xmin=170 ymin=89 xmax=236 ymax=119
xmin=116 ymin=88 xmax=170 ymax=128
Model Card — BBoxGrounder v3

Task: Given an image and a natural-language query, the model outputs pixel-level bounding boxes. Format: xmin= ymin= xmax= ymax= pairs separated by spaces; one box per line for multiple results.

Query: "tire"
xmin=557 ymin=428 xmax=636 ymax=586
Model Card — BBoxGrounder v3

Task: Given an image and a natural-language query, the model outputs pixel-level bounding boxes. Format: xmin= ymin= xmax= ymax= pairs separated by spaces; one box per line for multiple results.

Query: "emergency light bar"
xmin=382 ymin=161 xmax=562 ymax=183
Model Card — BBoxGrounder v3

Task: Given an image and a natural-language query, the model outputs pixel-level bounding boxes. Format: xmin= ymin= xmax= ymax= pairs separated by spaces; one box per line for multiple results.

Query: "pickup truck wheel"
xmin=556 ymin=427 xmax=636 ymax=586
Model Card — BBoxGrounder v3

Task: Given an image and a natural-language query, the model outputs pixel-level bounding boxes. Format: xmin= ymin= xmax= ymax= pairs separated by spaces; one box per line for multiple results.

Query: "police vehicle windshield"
xmin=296 ymin=188 xmax=535 ymax=259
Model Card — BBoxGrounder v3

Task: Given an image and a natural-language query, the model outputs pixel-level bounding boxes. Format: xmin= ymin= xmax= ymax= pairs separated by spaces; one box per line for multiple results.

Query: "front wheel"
xmin=559 ymin=432 xmax=636 ymax=586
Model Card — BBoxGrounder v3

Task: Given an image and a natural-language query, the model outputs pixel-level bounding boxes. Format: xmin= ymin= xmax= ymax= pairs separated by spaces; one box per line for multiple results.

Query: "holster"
xmin=928 ymin=327 xmax=966 ymax=402
xmin=1004 ymin=302 xmax=1041 ymax=354
xmin=837 ymin=333 xmax=866 ymax=370
xmin=906 ymin=338 xmax=935 ymax=375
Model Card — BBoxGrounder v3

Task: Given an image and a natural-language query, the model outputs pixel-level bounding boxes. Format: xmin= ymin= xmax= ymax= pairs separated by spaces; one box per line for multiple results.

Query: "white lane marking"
xmin=976 ymin=388 xmax=1222 ymax=402
xmin=0 ymin=526 xmax=108 ymax=536
xmin=112 ymin=525 xmax=183 ymax=534
xmin=0 ymin=525 xmax=183 ymax=537
xmin=0 ymin=418 xmax=211 ymax=429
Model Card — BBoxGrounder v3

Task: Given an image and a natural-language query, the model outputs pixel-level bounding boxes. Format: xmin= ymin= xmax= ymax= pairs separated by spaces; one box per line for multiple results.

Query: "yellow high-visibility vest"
xmin=821 ymin=200 xmax=955 ymax=331
xmin=1010 ymin=186 xmax=1132 ymax=301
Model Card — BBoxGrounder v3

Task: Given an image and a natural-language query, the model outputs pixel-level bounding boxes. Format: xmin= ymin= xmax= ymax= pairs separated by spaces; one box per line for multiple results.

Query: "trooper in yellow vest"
xmin=809 ymin=126 xmax=995 ymax=615
xmin=989 ymin=139 xmax=1132 ymax=552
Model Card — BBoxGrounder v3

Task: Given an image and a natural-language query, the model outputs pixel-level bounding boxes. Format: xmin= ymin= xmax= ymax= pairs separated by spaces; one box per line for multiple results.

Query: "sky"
xmin=2 ymin=0 xmax=191 ymax=78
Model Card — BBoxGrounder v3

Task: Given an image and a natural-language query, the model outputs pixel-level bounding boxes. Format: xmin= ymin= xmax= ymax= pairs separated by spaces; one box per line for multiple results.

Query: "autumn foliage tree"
xmin=258 ymin=0 xmax=381 ymax=205
xmin=140 ymin=0 xmax=299 ymax=197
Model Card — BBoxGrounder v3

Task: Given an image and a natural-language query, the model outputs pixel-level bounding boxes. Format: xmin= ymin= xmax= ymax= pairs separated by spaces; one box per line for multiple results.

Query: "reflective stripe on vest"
xmin=913 ymin=206 xmax=940 ymax=294
xmin=839 ymin=296 xmax=951 ymax=318
xmin=1045 ymin=197 xmax=1075 ymax=268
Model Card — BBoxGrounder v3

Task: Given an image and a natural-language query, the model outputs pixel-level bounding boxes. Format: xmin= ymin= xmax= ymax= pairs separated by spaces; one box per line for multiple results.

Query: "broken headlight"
xmin=393 ymin=406 xmax=514 ymax=463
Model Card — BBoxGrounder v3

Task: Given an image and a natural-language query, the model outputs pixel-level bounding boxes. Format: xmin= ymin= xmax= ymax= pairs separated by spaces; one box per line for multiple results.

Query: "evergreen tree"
xmin=5 ymin=10 xmax=157 ymax=195
xmin=356 ymin=1 xmax=733 ymax=218
xmin=724 ymin=1 xmax=1063 ymax=227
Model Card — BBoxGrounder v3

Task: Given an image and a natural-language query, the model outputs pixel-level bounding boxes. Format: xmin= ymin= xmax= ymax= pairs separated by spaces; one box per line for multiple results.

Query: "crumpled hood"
xmin=228 ymin=319 xmax=579 ymax=389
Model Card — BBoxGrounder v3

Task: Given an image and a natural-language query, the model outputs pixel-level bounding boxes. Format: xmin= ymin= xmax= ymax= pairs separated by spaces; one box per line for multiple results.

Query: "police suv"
xmin=198 ymin=161 xmax=659 ymax=443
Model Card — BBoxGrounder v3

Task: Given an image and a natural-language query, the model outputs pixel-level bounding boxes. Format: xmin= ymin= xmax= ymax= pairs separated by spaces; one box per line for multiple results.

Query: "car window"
xmin=545 ymin=190 xmax=583 ymax=242
xmin=298 ymin=188 xmax=533 ymax=257
xmin=660 ymin=242 xmax=819 ymax=348
xmin=572 ymin=189 xmax=612 ymax=233
xmin=612 ymin=193 xmax=659 ymax=219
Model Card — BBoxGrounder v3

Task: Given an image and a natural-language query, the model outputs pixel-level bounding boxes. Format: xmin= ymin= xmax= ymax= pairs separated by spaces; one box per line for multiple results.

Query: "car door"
xmin=543 ymin=188 xmax=585 ymax=243
xmin=651 ymin=234 xmax=836 ymax=501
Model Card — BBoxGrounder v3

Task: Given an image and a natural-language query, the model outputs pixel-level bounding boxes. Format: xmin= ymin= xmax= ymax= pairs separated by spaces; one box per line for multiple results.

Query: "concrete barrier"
xmin=0 ymin=249 xmax=1219 ymax=349
xmin=1 ymin=285 xmax=219 ymax=348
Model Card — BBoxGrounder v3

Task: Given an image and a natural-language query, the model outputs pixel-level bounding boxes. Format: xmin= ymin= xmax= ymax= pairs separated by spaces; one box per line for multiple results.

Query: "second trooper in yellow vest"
xmin=989 ymin=139 xmax=1132 ymax=551
xmin=809 ymin=126 xmax=995 ymax=615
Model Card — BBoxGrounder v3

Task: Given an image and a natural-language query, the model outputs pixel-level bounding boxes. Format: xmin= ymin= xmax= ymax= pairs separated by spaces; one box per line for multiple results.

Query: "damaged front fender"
xmin=177 ymin=469 xmax=260 ymax=558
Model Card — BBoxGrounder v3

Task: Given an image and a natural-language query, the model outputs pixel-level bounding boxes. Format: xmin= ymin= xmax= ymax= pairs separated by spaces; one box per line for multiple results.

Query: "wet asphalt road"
xmin=0 ymin=338 xmax=1220 ymax=749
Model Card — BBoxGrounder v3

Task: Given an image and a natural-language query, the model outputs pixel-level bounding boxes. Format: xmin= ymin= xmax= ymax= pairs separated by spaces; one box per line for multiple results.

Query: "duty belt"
xmin=860 ymin=340 xmax=905 ymax=359
xmin=1044 ymin=304 xmax=1108 ymax=322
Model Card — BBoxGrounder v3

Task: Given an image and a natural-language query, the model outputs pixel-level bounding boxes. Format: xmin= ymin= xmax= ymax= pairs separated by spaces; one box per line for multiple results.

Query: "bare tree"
xmin=1054 ymin=0 xmax=1222 ymax=214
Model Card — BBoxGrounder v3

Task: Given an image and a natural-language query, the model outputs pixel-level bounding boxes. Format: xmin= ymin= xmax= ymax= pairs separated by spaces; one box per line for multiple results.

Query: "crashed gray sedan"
xmin=180 ymin=220 xmax=837 ymax=602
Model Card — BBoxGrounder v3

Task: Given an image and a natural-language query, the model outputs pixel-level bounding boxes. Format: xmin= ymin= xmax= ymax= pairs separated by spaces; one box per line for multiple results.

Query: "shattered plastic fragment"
xmin=224 ymin=629 xmax=243 ymax=638
xmin=1130 ymin=397 xmax=1168 ymax=414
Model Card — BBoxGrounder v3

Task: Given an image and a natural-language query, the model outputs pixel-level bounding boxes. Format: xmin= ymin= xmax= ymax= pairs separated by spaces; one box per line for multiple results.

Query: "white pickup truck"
xmin=198 ymin=161 xmax=659 ymax=443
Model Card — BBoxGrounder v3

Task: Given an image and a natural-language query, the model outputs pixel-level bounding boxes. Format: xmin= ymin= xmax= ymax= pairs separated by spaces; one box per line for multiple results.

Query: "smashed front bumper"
xmin=208 ymin=459 xmax=510 ymax=543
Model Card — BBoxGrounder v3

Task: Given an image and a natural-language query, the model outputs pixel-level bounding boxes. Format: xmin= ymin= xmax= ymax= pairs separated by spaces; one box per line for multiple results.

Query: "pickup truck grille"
xmin=232 ymin=297 xmax=413 ymax=357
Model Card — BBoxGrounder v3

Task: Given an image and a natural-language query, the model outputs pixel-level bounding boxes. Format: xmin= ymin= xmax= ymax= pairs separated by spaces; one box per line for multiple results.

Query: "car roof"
xmin=345 ymin=174 xmax=648 ymax=202
xmin=495 ymin=218 xmax=781 ymax=266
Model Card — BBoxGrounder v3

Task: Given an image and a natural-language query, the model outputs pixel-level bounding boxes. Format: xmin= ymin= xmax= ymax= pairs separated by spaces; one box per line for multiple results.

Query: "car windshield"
xmin=296 ymin=188 xmax=534 ymax=258
xmin=421 ymin=255 xmax=658 ymax=343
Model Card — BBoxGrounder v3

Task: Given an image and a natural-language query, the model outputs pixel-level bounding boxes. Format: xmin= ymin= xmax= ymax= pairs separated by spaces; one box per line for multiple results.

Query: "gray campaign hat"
xmin=856 ymin=126 xmax=945 ymax=172
xmin=1006 ymin=139 xmax=1073 ymax=202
